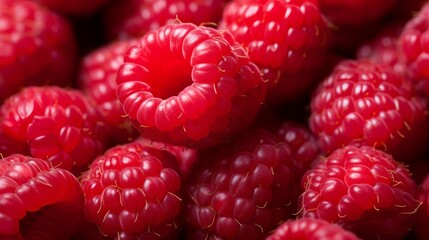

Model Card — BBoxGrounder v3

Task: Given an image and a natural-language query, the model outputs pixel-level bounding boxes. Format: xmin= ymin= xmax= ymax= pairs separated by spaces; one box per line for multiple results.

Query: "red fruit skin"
xmin=0 ymin=0 xmax=78 ymax=103
xmin=0 ymin=154 xmax=84 ymax=238
xmin=116 ymin=22 xmax=266 ymax=149
xmin=78 ymin=39 xmax=140 ymax=146
xmin=30 ymin=0 xmax=110 ymax=16
xmin=309 ymin=59 xmax=429 ymax=162
xmin=299 ymin=146 xmax=419 ymax=240
xmin=266 ymin=217 xmax=359 ymax=240
xmin=399 ymin=2 xmax=429 ymax=100
xmin=80 ymin=139 xmax=182 ymax=239
xmin=219 ymin=0 xmax=329 ymax=104
xmin=103 ymin=0 xmax=225 ymax=40
xmin=184 ymin=129 xmax=301 ymax=240
xmin=0 ymin=86 xmax=107 ymax=175
xmin=414 ymin=173 xmax=429 ymax=240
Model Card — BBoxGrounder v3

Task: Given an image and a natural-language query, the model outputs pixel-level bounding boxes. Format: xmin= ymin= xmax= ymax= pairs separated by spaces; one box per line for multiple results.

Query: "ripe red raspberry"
xmin=80 ymin=139 xmax=182 ymax=239
xmin=0 ymin=0 xmax=78 ymax=103
xmin=103 ymin=0 xmax=225 ymax=40
xmin=299 ymin=145 xmax=419 ymax=239
xmin=399 ymin=2 xmax=429 ymax=99
xmin=413 ymin=173 xmax=429 ymax=240
xmin=29 ymin=0 xmax=110 ymax=16
xmin=0 ymin=154 xmax=84 ymax=238
xmin=219 ymin=0 xmax=329 ymax=104
xmin=309 ymin=59 xmax=429 ymax=162
xmin=78 ymin=38 xmax=140 ymax=146
xmin=266 ymin=217 xmax=359 ymax=240
xmin=116 ymin=22 xmax=266 ymax=149
xmin=0 ymin=86 xmax=107 ymax=175
xmin=184 ymin=129 xmax=300 ymax=240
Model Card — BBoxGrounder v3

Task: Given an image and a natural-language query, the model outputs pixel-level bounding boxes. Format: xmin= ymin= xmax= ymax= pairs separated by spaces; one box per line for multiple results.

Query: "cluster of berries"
xmin=1 ymin=0 xmax=429 ymax=239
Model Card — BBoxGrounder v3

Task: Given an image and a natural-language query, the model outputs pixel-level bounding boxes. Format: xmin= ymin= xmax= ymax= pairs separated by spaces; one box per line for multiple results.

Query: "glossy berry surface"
xmin=116 ymin=22 xmax=266 ymax=149
xmin=0 ymin=0 xmax=78 ymax=103
xmin=80 ymin=139 xmax=182 ymax=239
xmin=299 ymin=145 xmax=418 ymax=239
xmin=266 ymin=217 xmax=359 ymax=240
xmin=184 ymin=129 xmax=300 ymax=240
xmin=0 ymin=154 xmax=84 ymax=238
xmin=309 ymin=59 xmax=428 ymax=161
xmin=0 ymin=86 xmax=107 ymax=174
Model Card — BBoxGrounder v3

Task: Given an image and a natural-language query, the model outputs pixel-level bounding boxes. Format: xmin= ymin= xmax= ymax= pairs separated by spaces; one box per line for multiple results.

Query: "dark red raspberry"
xmin=103 ymin=0 xmax=225 ymax=40
xmin=184 ymin=129 xmax=300 ymax=240
xmin=78 ymin=38 xmax=140 ymax=146
xmin=299 ymin=145 xmax=419 ymax=239
xmin=309 ymin=59 xmax=429 ymax=162
xmin=29 ymin=0 xmax=110 ymax=16
xmin=0 ymin=0 xmax=78 ymax=103
xmin=80 ymin=139 xmax=182 ymax=239
xmin=0 ymin=86 xmax=107 ymax=175
xmin=413 ymin=173 xmax=429 ymax=240
xmin=219 ymin=0 xmax=329 ymax=104
xmin=116 ymin=22 xmax=266 ymax=149
xmin=399 ymin=2 xmax=429 ymax=99
xmin=266 ymin=217 xmax=359 ymax=240
xmin=0 ymin=154 xmax=84 ymax=238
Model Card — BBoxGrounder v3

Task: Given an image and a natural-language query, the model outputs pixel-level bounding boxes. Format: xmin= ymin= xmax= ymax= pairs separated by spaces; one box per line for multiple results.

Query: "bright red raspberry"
xmin=266 ymin=217 xmax=359 ymax=240
xmin=78 ymin=39 xmax=140 ymax=146
xmin=399 ymin=2 xmax=429 ymax=99
xmin=0 ymin=86 xmax=107 ymax=175
xmin=299 ymin=145 xmax=419 ymax=239
xmin=80 ymin=139 xmax=182 ymax=239
xmin=29 ymin=0 xmax=110 ymax=16
xmin=0 ymin=154 xmax=84 ymax=238
xmin=184 ymin=129 xmax=300 ymax=240
xmin=319 ymin=0 xmax=395 ymax=27
xmin=116 ymin=22 xmax=266 ymax=149
xmin=0 ymin=0 xmax=78 ymax=103
xmin=219 ymin=0 xmax=329 ymax=104
xmin=309 ymin=59 xmax=429 ymax=162
xmin=413 ymin=173 xmax=429 ymax=240
xmin=103 ymin=0 xmax=225 ymax=40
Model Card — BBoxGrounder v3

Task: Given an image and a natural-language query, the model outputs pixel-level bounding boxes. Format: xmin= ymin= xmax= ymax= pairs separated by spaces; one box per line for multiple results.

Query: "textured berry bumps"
xmin=80 ymin=139 xmax=182 ymax=239
xmin=0 ymin=0 xmax=78 ymax=103
xmin=309 ymin=59 xmax=428 ymax=161
xmin=266 ymin=218 xmax=359 ymax=240
xmin=0 ymin=154 xmax=84 ymax=238
xmin=78 ymin=38 xmax=139 ymax=146
xmin=219 ymin=0 xmax=329 ymax=104
xmin=299 ymin=145 xmax=419 ymax=239
xmin=184 ymin=129 xmax=300 ymax=239
xmin=0 ymin=86 xmax=107 ymax=174
xmin=116 ymin=22 xmax=266 ymax=149
xmin=103 ymin=0 xmax=225 ymax=40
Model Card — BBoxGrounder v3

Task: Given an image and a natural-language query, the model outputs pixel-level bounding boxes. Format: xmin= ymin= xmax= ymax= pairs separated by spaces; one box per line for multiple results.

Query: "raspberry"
xmin=0 ymin=0 xmax=78 ymax=103
xmin=309 ymin=59 xmax=429 ymax=162
xmin=80 ymin=139 xmax=182 ymax=239
xmin=413 ymin=173 xmax=429 ymax=240
xmin=266 ymin=217 xmax=359 ymax=240
xmin=78 ymin=38 xmax=140 ymax=146
xmin=399 ymin=2 xmax=429 ymax=99
xmin=0 ymin=86 xmax=107 ymax=175
xmin=29 ymin=0 xmax=110 ymax=16
xmin=0 ymin=154 xmax=84 ymax=238
xmin=299 ymin=145 xmax=419 ymax=239
xmin=103 ymin=0 xmax=225 ymax=40
xmin=219 ymin=0 xmax=329 ymax=104
xmin=116 ymin=22 xmax=266 ymax=149
xmin=184 ymin=129 xmax=300 ymax=239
